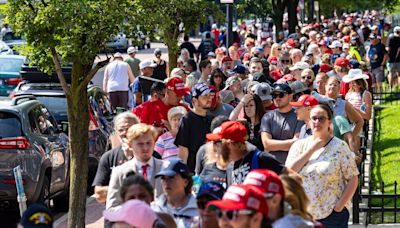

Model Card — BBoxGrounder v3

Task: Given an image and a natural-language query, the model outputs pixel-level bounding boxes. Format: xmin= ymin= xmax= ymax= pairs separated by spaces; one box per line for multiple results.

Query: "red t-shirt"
xmin=132 ymin=101 xmax=150 ymax=118
xmin=140 ymin=99 xmax=190 ymax=126
xmin=340 ymin=80 xmax=350 ymax=97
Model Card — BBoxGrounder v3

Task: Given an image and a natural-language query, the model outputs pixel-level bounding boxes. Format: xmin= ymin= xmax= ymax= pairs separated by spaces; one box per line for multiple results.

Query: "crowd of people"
xmin=19 ymin=10 xmax=400 ymax=228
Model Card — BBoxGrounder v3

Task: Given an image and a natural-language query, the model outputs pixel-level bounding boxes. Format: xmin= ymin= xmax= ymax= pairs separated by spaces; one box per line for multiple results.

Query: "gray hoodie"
xmin=152 ymin=193 xmax=199 ymax=228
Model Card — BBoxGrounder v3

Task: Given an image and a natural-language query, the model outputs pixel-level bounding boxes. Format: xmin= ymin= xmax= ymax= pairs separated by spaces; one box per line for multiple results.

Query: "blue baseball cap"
xmin=20 ymin=203 xmax=53 ymax=228
xmin=191 ymin=82 xmax=211 ymax=98
xmin=232 ymin=65 xmax=246 ymax=74
xmin=155 ymin=158 xmax=189 ymax=178
xmin=349 ymin=59 xmax=360 ymax=69
xmin=196 ymin=181 xmax=225 ymax=200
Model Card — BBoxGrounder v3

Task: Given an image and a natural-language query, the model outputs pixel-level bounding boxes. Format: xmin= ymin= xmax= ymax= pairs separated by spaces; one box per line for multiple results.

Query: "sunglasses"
xmin=217 ymin=209 xmax=255 ymax=220
xmin=310 ymin=116 xmax=328 ymax=123
xmin=197 ymin=200 xmax=210 ymax=210
xmin=302 ymin=75 xmax=313 ymax=80
xmin=272 ymin=92 xmax=286 ymax=99
xmin=277 ymin=48 xmax=282 ymax=51
xmin=281 ymin=59 xmax=290 ymax=63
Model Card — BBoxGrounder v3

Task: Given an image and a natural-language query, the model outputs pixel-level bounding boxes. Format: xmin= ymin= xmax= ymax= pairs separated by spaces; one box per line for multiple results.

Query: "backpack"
xmin=250 ymin=149 xmax=263 ymax=169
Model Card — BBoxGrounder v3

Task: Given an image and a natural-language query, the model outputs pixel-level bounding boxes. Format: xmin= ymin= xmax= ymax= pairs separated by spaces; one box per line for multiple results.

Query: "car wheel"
xmin=38 ymin=176 xmax=50 ymax=208
xmin=53 ymin=192 xmax=69 ymax=212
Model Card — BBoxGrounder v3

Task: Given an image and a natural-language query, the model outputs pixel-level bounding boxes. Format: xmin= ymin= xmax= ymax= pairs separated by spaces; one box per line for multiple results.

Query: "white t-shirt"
xmin=105 ymin=60 xmax=130 ymax=92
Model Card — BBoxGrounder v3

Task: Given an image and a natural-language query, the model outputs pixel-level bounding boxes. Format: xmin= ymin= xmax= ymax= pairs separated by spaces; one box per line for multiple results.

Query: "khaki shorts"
xmin=388 ymin=62 xmax=400 ymax=78
xmin=371 ymin=67 xmax=385 ymax=83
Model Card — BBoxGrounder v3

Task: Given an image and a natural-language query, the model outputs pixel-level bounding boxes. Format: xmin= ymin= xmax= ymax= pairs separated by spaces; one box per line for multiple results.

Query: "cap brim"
xmin=289 ymin=66 xmax=299 ymax=71
xmin=175 ymin=88 xmax=190 ymax=97
xmin=260 ymin=95 xmax=272 ymax=101
xmin=155 ymin=170 xmax=177 ymax=178
xmin=206 ymin=132 xmax=223 ymax=141
xmin=207 ymin=199 xmax=246 ymax=211
xmin=149 ymin=63 xmax=157 ymax=68
xmin=196 ymin=192 xmax=221 ymax=200
xmin=103 ymin=210 xmax=124 ymax=222
xmin=289 ymin=101 xmax=303 ymax=107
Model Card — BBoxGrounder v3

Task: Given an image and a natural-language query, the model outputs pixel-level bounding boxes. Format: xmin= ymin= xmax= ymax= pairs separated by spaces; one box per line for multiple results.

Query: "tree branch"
xmin=50 ymin=47 xmax=71 ymax=98
xmin=80 ymin=58 xmax=110 ymax=87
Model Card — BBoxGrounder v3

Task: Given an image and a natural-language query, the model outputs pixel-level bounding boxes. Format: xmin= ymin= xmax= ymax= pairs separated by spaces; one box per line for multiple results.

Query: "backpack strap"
xmin=250 ymin=150 xmax=262 ymax=169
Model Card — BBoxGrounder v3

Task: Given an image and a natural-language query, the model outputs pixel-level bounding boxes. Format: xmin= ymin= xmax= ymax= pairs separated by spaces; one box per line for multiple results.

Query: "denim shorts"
xmin=317 ymin=208 xmax=349 ymax=228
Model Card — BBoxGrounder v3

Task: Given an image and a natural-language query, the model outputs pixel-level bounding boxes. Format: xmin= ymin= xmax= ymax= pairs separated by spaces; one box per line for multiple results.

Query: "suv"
xmin=0 ymin=96 xmax=69 ymax=212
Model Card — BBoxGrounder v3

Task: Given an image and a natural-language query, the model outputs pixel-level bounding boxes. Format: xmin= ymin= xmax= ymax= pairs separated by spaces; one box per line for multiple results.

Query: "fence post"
xmin=353 ymin=185 xmax=360 ymax=224
xmin=382 ymin=182 xmax=385 ymax=223
xmin=395 ymin=181 xmax=397 ymax=223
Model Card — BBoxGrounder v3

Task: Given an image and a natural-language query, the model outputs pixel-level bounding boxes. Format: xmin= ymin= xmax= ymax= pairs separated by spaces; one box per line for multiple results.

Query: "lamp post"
xmin=221 ymin=0 xmax=233 ymax=48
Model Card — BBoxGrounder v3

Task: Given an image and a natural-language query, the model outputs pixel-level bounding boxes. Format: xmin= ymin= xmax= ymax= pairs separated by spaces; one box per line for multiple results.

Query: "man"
xmin=232 ymin=64 xmax=247 ymax=81
xmin=125 ymin=47 xmax=140 ymax=78
xmin=180 ymin=34 xmax=197 ymax=60
xmin=93 ymin=112 xmax=140 ymax=203
xmin=387 ymin=26 xmax=400 ymax=87
xmin=208 ymin=184 xmax=269 ymax=228
xmin=196 ymin=181 xmax=225 ymax=228
xmin=132 ymin=82 xmax=166 ymax=118
xmin=221 ymin=56 xmax=234 ymax=76
xmin=208 ymin=86 xmax=234 ymax=118
xmin=140 ymin=77 xmax=190 ymax=128
xmin=206 ymin=121 xmax=287 ymax=185
xmin=103 ymin=52 xmax=135 ymax=111
xmin=329 ymin=40 xmax=343 ymax=64
xmin=197 ymin=32 xmax=218 ymax=61
xmin=290 ymin=48 xmax=303 ymax=64
xmin=106 ymin=123 xmax=164 ymax=211
xmin=289 ymin=61 xmax=309 ymax=80
xmin=131 ymin=59 xmax=159 ymax=108
xmin=175 ymin=83 xmax=213 ymax=172
xmin=198 ymin=59 xmax=212 ymax=84
xmin=300 ymin=69 xmax=315 ymax=91
xmin=261 ymin=83 xmax=304 ymax=163
xmin=367 ymin=33 xmax=388 ymax=95
xmin=224 ymin=76 xmax=244 ymax=101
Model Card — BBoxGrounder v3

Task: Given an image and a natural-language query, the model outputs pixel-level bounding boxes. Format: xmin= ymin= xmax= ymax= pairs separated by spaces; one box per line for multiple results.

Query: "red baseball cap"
xmin=207 ymin=184 xmax=269 ymax=217
xmin=286 ymin=38 xmax=296 ymax=48
xmin=206 ymin=121 xmax=248 ymax=143
xmin=243 ymin=169 xmax=285 ymax=198
xmin=289 ymin=94 xmax=319 ymax=107
xmin=166 ymin=77 xmax=190 ymax=97
xmin=342 ymin=35 xmax=350 ymax=42
xmin=221 ymin=55 xmax=233 ymax=64
xmin=282 ymin=74 xmax=296 ymax=82
xmin=270 ymin=70 xmax=283 ymax=81
xmin=268 ymin=56 xmax=278 ymax=65
xmin=319 ymin=64 xmax=331 ymax=73
xmin=334 ymin=57 xmax=350 ymax=68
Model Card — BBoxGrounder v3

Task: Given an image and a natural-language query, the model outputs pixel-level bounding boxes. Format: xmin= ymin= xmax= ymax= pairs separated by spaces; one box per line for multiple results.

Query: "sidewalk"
xmin=54 ymin=196 xmax=104 ymax=228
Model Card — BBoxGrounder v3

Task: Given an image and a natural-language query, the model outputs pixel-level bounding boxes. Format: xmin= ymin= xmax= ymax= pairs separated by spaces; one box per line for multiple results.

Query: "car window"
xmin=0 ymin=58 xmax=24 ymax=72
xmin=28 ymin=111 xmax=39 ymax=133
xmin=35 ymin=96 xmax=68 ymax=123
xmin=30 ymin=105 xmax=56 ymax=135
xmin=0 ymin=112 xmax=22 ymax=137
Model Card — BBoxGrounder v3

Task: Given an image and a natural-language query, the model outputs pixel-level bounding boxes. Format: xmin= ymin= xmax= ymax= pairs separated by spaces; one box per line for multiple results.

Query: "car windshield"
xmin=0 ymin=112 xmax=22 ymax=137
xmin=35 ymin=96 xmax=68 ymax=123
xmin=2 ymin=32 xmax=24 ymax=42
xmin=0 ymin=58 xmax=24 ymax=72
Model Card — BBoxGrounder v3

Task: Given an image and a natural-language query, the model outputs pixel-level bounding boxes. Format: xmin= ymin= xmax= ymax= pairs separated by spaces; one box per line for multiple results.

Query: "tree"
xmin=5 ymin=1 xmax=127 ymax=227
xmin=271 ymin=0 xmax=288 ymax=42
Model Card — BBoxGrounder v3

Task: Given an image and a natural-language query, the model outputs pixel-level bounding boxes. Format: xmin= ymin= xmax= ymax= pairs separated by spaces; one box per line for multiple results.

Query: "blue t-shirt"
xmin=131 ymin=77 xmax=150 ymax=108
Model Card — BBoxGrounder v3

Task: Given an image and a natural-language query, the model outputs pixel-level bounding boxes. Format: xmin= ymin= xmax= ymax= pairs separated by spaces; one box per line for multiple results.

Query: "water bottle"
xmin=192 ymin=175 xmax=202 ymax=195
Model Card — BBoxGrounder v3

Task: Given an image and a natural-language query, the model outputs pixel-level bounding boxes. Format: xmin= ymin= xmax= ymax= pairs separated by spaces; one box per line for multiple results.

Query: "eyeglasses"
xmin=302 ymin=75 xmax=313 ymax=80
xmin=217 ymin=209 xmax=255 ymax=220
xmin=281 ymin=59 xmax=290 ymax=63
xmin=310 ymin=116 xmax=328 ymax=123
xmin=272 ymin=92 xmax=286 ymax=99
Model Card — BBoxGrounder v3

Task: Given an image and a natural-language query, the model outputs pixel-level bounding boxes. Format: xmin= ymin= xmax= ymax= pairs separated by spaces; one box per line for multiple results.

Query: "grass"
xmin=370 ymin=101 xmax=400 ymax=223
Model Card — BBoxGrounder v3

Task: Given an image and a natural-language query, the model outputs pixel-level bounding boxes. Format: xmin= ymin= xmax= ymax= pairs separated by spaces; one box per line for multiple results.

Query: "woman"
xmin=180 ymin=48 xmax=190 ymax=63
xmin=229 ymin=93 xmax=265 ymax=150
xmin=153 ymin=158 xmax=198 ymax=228
xmin=155 ymin=107 xmax=187 ymax=159
xmin=268 ymin=43 xmax=282 ymax=62
xmin=209 ymin=68 xmax=226 ymax=91
xmin=285 ymin=104 xmax=359 ymax=228
xmin=153 ymin=48 xmax=169 ymax=81
xmin=343 ymin=69 xmax=372 ymax=120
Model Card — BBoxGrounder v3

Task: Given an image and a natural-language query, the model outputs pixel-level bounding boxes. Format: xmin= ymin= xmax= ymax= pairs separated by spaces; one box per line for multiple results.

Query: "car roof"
xmin=0 ymin=96 xmax=40 ymax=112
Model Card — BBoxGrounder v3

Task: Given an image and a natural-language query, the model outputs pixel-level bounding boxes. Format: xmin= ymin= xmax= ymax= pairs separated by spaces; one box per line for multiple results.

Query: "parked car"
xmin=12 ymin=66 xmax=114 ymax=193
xmin=0 ymin=95 xmax=70 ymax=212
xmin=0 ymin=55 xmax=26 ymax=96
xmin=106 ymin=32 xmax=129 ymax=52
xmin=0 ymin=41 xmax=13 ymax=55
xmin=2 ymin=32 xmax=26 ymax=55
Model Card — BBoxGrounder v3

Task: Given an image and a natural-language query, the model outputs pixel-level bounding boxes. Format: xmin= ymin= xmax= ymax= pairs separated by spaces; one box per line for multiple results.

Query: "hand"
xmin=241 ymin=94 xmax=253 ymax=105
xmin=307 ymin=137 xmax=327 ymax=154
xmin=333 ymin=204 xmax=344 ymax=212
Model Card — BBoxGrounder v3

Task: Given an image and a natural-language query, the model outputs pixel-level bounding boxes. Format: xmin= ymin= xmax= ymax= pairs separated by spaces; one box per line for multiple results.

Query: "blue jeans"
xmin=318 ymin=208 xmax=349 ymax=228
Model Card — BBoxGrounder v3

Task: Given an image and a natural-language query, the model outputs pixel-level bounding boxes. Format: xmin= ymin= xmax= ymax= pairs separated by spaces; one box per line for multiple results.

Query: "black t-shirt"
xmin=174 ymin=112 xmax=213 ymax=173
xmin=248 ymin=123 xmax=264 ymax=151
xmin=226 ymin=148 xmax=285 ymax=186
xmin=200 ymin=163 xmax=227 ymax=189
xmin=180 ymin=42 xmax=197 ymax=59
xmin=388 ymin=35 xmax=400 ymax=63
xmin=92 ymin=147 xmax=129 ymax=186
xmin=368 ymin=43 xmax=387 ymax=69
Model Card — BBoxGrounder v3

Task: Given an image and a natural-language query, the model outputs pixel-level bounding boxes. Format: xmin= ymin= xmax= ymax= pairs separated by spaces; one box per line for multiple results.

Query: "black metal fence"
xmin=352 ymin=101 xmax=400 ymax=225
xmin=372 ymin=85 xmax=400 ymax=105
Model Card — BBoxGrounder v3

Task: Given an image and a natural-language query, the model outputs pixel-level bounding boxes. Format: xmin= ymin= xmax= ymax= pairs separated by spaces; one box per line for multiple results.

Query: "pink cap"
xmin=103 ymin=200 xmax=157 ymax=228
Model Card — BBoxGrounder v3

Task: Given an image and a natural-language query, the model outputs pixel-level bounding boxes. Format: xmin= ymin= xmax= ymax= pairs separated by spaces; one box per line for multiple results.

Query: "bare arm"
xmin=134 ymin=92 xmax=143 ymax=106
xmin=343 ymin=132 xmax=357 ymax=153
xmin=94 ymin=186 xmax=108 ymax=203
xmin=334 ymin=175 xmax=358 ymax=212
xmin=229 ymin=102 xmax=244 ymax=120
xmin=345 ymin=101 xmax=363 ymax=136
xmin=261 ymin=132 xmax=298 ymax=152
xmin=286 ymin=138 xmax=326 ymax=172
xmin=178 ymin=146 xmax=189 ymax=163
xmin=128 ymin=66 xmax=135 ymax=84
xmin=358 ymin=91 xmax=372 ymax=120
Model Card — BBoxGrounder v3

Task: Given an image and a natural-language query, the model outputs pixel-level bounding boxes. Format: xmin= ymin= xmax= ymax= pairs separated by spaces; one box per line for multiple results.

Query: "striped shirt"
xmin=154 ymin=132 xmax=179 ymax=160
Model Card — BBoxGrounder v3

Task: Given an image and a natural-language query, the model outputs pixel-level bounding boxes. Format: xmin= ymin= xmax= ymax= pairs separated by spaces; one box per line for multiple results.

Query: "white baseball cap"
xmin=289 ymin=62 xmax=310 ymax=71
xmin=139 ymin=60 xmax=157 ymax=69
xmin=329 ymin=40 xmax=343 ymax=49
xmin=127 ymin=47 xmax=137 ymax=54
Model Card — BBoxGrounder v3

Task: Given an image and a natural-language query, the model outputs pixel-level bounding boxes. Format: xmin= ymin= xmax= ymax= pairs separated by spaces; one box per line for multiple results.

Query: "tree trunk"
xmin=272 ymin=0 xmax=287 ymax=42
xmin=287 ymin=0 xmax=299 ymax=34
xmin=67 ymin=63 xmax=89 ymax=228
xmin=165 ymin=31 xmax=179 ymax=72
